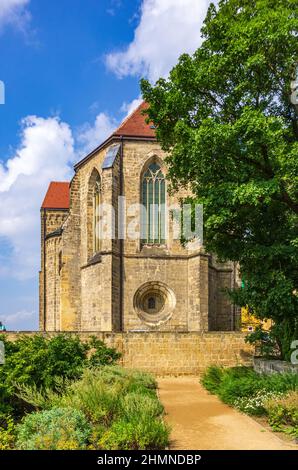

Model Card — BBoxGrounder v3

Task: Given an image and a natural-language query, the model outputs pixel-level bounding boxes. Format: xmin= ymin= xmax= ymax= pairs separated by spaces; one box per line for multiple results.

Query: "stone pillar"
xmin=188 ymin=254 xmax=209 ymax=331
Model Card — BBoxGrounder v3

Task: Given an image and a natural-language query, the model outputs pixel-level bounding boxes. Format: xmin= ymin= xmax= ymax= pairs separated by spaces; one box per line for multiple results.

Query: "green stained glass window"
xmin=141 ymin=163 xmax=166 ymax=244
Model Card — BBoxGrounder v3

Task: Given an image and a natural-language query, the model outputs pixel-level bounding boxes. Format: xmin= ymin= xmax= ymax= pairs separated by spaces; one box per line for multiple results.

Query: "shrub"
xmin=99 ymin=417 xmax=170 ymax=450
xmin=245 ymin=327 xmax=279 ymax=358
xmin=202 ymin=366 xmax=298 ymax=406
xmin=0 ymin=416 xmax=16 ymax=450
xmin=16 ymin=407 xmax=91 ymax=450
xmin=14 ymin=379 xmax=68 ymax=411
xmin=0 ymin=334 xmax=121 ymax=418
xmin=125 ymin=370 xmax=157 ymax=391
xmin=89 ymin=366 xmax=157 ymax=392
xmin=119 ymin=392 xmax=164 ymax=421
xmin=0 ymin=334 xmax=87 ymax=390
xmin=63 ymin=370 xmax=121 ymax=425
xmin=233 ymin=390 xmax=284 ymax=416
xmin=88 ymin=337 xmax=121 ymax=367
xmin=264 ymin=391 xmax=298 ymax=436
xmin=60 ymin=368 xmax=159 ymax=425
xmin=12 ymin=364 xmax=168 ymax=451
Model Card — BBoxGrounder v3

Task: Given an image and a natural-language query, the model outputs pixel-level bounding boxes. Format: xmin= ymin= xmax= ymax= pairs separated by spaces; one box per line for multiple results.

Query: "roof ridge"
xmin=41 ymin=181 xmax=70 ymax=210
xmin=49 ymin=181 xmax=69 ymax=185
xmin=113 ymin=100 xmax=146 ymax=135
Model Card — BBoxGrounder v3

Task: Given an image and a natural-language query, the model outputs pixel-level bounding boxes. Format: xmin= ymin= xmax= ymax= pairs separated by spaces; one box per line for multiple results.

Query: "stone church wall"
xmin=59 ymin=174 xmax=82 ymax=331
xmin=40 ymin=209 xmax=68 ymax=331
xmin=40 ymin=137 xmax=240 ymax=333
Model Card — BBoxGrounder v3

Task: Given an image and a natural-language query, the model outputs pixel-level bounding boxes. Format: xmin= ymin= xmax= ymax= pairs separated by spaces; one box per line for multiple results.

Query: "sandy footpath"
xmin=158 ymin=377 xmax=297 ymax=450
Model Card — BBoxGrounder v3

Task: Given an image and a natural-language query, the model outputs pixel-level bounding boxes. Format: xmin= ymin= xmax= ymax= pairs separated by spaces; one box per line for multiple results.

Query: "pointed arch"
xmin=87 ymin=168 xmax=101 ymax=257
xmin=141 ymin=158 xmax=166 ymax=244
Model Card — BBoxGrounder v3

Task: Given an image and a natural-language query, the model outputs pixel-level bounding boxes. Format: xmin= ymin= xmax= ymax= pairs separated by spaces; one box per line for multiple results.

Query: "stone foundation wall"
xmin=3 ymin=331 xmax=254 ymax=375
xmin=253 ymin=358 xmax=298 ymax=375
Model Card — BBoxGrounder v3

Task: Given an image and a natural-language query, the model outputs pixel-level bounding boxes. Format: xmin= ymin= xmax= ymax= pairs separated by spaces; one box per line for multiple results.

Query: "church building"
xmin=40 ymin=102 xmax=239 ymax=332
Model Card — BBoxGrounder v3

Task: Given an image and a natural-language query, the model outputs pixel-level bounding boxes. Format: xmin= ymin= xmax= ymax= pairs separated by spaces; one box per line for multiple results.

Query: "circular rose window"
xmin=134 ymin=282 xmax=176 ymax=326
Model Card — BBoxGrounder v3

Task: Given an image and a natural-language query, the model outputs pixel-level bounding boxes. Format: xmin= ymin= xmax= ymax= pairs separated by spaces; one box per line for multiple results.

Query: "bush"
xmin=0 ymin=416 xmax=16 ymax=450
xmin=99 ymin=417 xmax=170 ymax=450
xmin=88 ymin=366 xmax=157 ymax=392
xmin=120 ymin=392 xmax=164 ymax=421
xmin=233 ymin=390 xmax=284 ymax=416
xmin=88 ymin=337 xmax=121 ymax=367
xmin=16 ymin=407 xmax=91 ymax=450
xmin=264 ymin=391 xmax=298 ymax=437
xmin=0 ymin=334 xmax=121 ymax=418
xmin=60 ymin=368 xmax=160 ymax=425
xmin=8 ymin=363 xmax=169 ymax=451
xmin=63 ymin=370 xmax=121 ymax=425
xmin=14 ymin=379 xmax=68 ymax=411
xmin=202 ymin=365 xmax=298 ymax=406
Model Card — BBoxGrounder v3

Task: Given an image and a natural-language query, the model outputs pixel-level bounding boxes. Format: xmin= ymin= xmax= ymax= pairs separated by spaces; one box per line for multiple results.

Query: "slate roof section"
xmin=41 ymin=182 xmax=70 ymax=210
xmin=102 ymin=143 xmax=121 ymax=169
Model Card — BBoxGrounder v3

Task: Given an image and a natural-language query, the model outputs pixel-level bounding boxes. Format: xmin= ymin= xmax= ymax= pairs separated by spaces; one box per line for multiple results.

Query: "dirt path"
xmin=158 ymin=377 xmax=297 ymax=450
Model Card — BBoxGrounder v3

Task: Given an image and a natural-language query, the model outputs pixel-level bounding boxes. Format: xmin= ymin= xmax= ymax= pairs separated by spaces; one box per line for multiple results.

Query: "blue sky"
xmin=0 ymin=0 xmax=214 ymax=330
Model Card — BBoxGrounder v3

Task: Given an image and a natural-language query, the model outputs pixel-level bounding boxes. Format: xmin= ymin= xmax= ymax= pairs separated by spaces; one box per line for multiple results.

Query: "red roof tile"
xmin=41 ymin=182 xmax=70 ymax=209
xmin=113 ymin=101 xmax=155 ymax=138
xmin=73 ymin=101 xmax=156 ymax=171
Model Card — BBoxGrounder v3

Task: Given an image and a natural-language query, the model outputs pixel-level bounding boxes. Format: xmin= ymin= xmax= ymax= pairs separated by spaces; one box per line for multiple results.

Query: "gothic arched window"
xmin=93 ymin=175 xmax=101 ymax=253
xmin=141 ymin=162 xmax=166 ymax=244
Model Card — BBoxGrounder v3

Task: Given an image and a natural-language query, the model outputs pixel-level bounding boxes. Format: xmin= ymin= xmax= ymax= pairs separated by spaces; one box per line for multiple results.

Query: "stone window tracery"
xmin=141 ymin=162 xmax=166 ymax=244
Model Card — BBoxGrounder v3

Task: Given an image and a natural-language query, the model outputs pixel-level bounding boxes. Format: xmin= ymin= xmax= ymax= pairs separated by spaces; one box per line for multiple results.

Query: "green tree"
xmin=141 ymin=0 xmax=298 ymax=359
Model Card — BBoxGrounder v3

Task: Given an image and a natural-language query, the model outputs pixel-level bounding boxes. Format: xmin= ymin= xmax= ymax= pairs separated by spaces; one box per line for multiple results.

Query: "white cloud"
xmin=2 ymin=309 xmax=34 ymax=328
xmin=0 ymin=0 xmax=31 ymax=31
xmin=121 ymin=96 xmax=142 ymax=118
xmin=0 ymin=116 xmax=75 ymax=279
xmin=106 ymin=0 xmax=215 ymax=82
xmin=77 ymin=112 xmax=117 ymax=156
xmin=0 ymin=110 xmax=119 ymax=281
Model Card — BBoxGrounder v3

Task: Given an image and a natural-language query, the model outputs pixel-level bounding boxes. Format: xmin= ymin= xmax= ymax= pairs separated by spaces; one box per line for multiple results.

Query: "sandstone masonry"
xmin=40 ymin=103 xmax=241 ymax=334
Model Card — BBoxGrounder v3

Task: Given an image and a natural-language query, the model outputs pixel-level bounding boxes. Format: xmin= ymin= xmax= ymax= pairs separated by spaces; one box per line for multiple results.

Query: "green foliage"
xmin=119 ymin=392 xmax=164 ymax=421
xmin=63 ymin=370 xmax=122 ymax=425
xmin=98 ymin=418 xmax=170 ymax=450
xmin=60 ymin=368 xmax=160 ymax=425
xmin=87 ymin=336 xmax=121 ymax=367
xmin=201 ymin=365 xmax=298 ymax=410
xmin=264 ymin=391 xmax=298 ymax=437
xmin=245 ymin=323 xmax=298 ymax=361
xmin=0 ymin=334 xmax=121 ymax=418
xmin=0 ymin=336 xmax=167 ymax=452
xmin=201 ymin=365 xmax=224 ymax=394
xmin=16 ymin=407 xmax=91 ymax=450
xmin=245 ymin=327 xmax=278 ymax=357
xmin=14 ymin=365 xmax=169 ymax=450
xmin=233 ymin=390 xmax=284 ymax=416
xmin=14 ymin=379 xmax=69 ymax=411
xmin=0 ymin=416 xmax=16 ymax=450
xmin=141 ymin=0 xmax=298 ymax=359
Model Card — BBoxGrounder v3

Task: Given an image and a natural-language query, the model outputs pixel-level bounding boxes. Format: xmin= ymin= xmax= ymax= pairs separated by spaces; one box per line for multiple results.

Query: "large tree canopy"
xmin=141 ymin=0 xmax=298 ymax=357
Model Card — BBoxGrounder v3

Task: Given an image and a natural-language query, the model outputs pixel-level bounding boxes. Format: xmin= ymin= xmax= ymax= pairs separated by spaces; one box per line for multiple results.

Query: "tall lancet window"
xmin=141 ymin=162 xmax=166 ymax=244
xmin=93 ymin=174 xmax=101 ymax=253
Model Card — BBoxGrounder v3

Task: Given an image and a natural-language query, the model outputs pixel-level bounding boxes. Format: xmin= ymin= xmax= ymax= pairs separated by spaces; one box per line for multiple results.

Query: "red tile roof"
xmin=41 ymin=182 xmax=70 ymax=210
xmin=113 ymin=101 xmax=155 ymax=138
